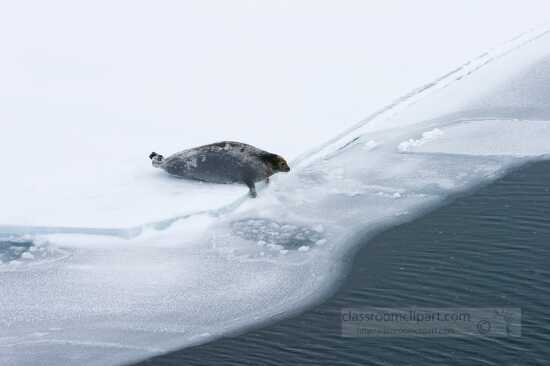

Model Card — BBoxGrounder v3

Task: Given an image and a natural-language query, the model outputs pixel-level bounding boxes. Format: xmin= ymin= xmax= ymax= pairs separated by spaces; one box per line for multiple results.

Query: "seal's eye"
xmin=278 ymin=160 xmax=290 ymax=171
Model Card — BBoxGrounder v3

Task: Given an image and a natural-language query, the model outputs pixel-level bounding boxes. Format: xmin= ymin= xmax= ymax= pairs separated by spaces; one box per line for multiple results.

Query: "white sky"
xmin=1 ymin=1 xmax=550 ymax=158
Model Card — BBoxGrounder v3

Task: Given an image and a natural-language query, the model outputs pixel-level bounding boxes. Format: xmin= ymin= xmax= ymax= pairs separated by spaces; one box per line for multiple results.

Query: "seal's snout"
xmin=279 ymin=163 xmax=290 ymax=172
xmin=149 ymin=152 xmax=158 ymax=160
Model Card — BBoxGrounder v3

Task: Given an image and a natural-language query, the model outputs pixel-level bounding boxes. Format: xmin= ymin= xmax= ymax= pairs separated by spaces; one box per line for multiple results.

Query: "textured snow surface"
xmin=3 ymin=3 xmax=550 ymax=366
xmin=398 ymin=128 xmax=444 ymax=152
xmin=401 ymin=120 xmax=550 ymax=157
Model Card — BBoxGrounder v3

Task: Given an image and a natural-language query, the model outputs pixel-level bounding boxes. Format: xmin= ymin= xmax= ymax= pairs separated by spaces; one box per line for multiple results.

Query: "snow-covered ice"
xmin=1 ymin=1 xmax=549 ymax=229
xmin=398 ymin=120 xmax=550 ymax=157
xmin=3 ymin=3 xmax=550 ymax=366
xmin=398 ymin=128 xmax=444 ymax=152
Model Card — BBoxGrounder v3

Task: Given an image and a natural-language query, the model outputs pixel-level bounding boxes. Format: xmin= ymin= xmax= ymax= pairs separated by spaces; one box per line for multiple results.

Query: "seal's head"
xmin=149 ymin=152 xmax=164 ymax=168
xmin=262 ymin=153 xmax=290 ymax=173
xmin=274 ymin=156 xmax=290 ymax=172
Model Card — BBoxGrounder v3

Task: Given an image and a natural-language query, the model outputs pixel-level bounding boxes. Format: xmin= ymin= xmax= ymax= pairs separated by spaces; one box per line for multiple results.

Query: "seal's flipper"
xmin=150 ymin=152 xmax=164 ymax=168
xmin=245 ymin=180 xmax=257 ymax=198
xmin=149 ymin=152 xmax=164 ymax=160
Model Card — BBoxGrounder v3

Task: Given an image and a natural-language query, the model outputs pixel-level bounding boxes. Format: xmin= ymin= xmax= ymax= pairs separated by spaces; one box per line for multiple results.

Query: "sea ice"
xmin=398 ymin=120 xmax=550 ymax=157
xmin=3 ymin=11 xmax=550 ymax=366
xmin=398 ymin=128 xmax=444 ymax=152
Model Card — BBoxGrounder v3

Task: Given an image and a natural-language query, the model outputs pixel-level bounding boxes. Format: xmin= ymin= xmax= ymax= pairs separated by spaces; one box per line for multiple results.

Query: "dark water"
xmin=136 ymin=160 xmax=550 ymax=366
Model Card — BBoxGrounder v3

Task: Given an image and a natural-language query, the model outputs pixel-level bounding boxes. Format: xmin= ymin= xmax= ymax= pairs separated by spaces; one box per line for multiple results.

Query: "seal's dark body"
xmin=150 ymin=141 xmax=289 ymax=197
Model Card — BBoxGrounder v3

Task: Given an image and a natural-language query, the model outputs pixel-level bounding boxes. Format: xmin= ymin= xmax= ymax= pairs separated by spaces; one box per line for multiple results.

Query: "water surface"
xmin=137 ymin=160 xmax=550 ymax=366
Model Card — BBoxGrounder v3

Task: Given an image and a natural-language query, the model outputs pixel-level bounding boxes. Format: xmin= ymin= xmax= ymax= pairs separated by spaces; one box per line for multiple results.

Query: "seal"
xmin=149 ymin=141 xmax=290 ymax=197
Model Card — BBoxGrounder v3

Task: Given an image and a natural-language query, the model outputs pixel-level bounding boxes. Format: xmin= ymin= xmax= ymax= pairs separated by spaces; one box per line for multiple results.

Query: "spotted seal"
xmin=149 ymin=141 xmax=290 ymax=197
